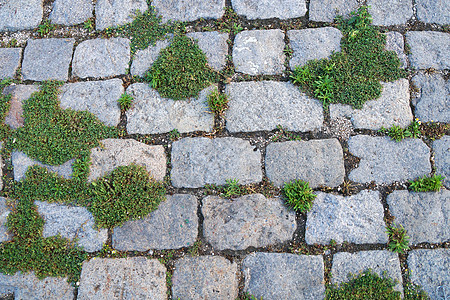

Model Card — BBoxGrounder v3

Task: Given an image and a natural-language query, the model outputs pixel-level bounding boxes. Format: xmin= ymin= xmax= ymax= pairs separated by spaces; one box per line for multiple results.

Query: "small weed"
xmin=188 ymin=240 xmax=202 ymax=256
xmin=340 ymin=180 xmax=356 ymax=196
xmin=282 ymin=180 xmax=316 ymax=213
xmin=118 ymin=93 xmax=133 ymax=111
xmin=83 ymin=19 xmax=94 ymax=31
xmin=37 ymin=20 xmax=56 ymax=37
xmin=386 ymin=223 xmax=410 ymax=254
xmin=242 ymin=293 xmax=263 ymax=300
xmin=206 ymin=89 xmax=228 ymax=115
xmin=404 ymin=281 xmax=428 ymax=300
xmin=97 ymin=244 xmax=125 ymax=258
xmin=409 ymin=174 xmax=444 ymax=192
xmin=158 ymin=249 xmax=176 ymax=265
xmin=380 ymin=119 xmax=421 ymax=142
xmin=216 ymin=7 xmax=242 ymax=34
xmin=419 ymin=121 xmax=449 ymax=141
xmin=168 ymin=129 xmax=180 ymax=141
xmin=284 ymin=45 xmax=293 ymax=58
xmin=223 ymin=179 xmax=244 ymax=198
xmin=271 ymin=125 xmax=301 ymax=142
xmin=329 ymin=239 xmax=337 ymax=247
xmin=5 ymin=39 xmax=18 ymax=47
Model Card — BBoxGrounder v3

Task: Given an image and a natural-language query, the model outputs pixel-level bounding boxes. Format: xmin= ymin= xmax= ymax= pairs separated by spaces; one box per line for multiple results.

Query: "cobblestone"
xmin=152 ymin=0 xmax=225 ymax=22
xmin=49 ymin=0 xmax=93 ymax=26
xmin=309 ymin=0 xmax=361 ymax=22
xmin=0 ymin=0 xmax=43 ymax=31
xmin=3 ymin=84 xmax=39 ymax=130
xmin=385 ymin=31 xmax=407 ymax=69
xmin=433 ymin=136 xmax=450 ymax=189
xmin=231 ymin=0 xmax=306 ymax=20
xmin=130 ymin=39 xmax=171 ymax=77
xmin=406 ymin=31 xmax=450 ymax=70
xmin=0 ymin=197 xmax=11 ymax=243
xmin=0 ymin=48 xmax=21 ymax=79
xmin=416 ymin=0 xmax=450 ymax=25
xmin=186 ymin=31 xmax=228 ymax=71
xmin=95 ymin=0 xmax=148 ymax=31
xmin=368 ymin=0 xmax=413 ymax=26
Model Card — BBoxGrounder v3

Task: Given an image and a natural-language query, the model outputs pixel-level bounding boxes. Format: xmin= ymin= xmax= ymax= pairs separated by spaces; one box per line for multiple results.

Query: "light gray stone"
xmin=434 ymin=136 xmax=450 ymax=189
xmin=233 ymin=29 xmax=285 ymax=75
xmin=412 ymin=73 xmax=449 ymax=123
xmin=187 ymin=31 xmax=228 ymax=71
xmin=152 ymin=0 xmax=225 ymax=22
xmin=130 ymin=39 xmax=171 ymax=77
xmin=3 ymin=84 xmax=39 ymax=129
xmin=0 ymin=197 xmax=11 ymax=243
xmin=385 ymin=31 xmax=407 ymax=69
xmin=0 ymin=0 xmax=43 ymax=31
xmin=50 ymin=0 xmax=93 ymax=26
xmin=288 ymin=27 xmax=342 ymax=69
xmin=88 ymin=138 xmax=166 ymax=182
xmin=78 ymin=257 xmax=166 ymax=300
xmin=348 ymin=136 xmax=431 ymax=184
xmin=330 ymin=79 xmax=413 ymax=130
xmin=95 ymin=0 xmax=148 ymax=31
xmin=231 ymin=0 xmax=306 ymax=19
xmin=59 ymin=79 xmax=123 ymax=127
xmin=265 ymin=139 xmax=345 ymax=188
xmin=72 ymin=38 xmax=130 ymax=78
xmin=306 ymin=190 xmax=388 ymax=244
xmin=22 ymin=38 xmax=74 ymax=81
xmin=368 ymin=0 xmax=413 ymax=26
xmin=242 ymin=253 xmax=325 ymax=300
xmin=0 ymin=48 xmax=21 ymax=79
xmin=309 ymin=0 xmax=360 ymax=22
xmin=202 ymin=194 xmax=296 ymax=250
xmin=386 ymin=190 xmax=449 ymax=244
xmin=171 ymin=137 xmax=262 ymax=188
xmin=225 ymin=81 xmax=324 ymax=132
xmin=126 ymin=83 xmax=215 ymax=134
xmin=406 ymin=31 xmax=450 ymax=70
xmin=416 ymin=0 xmax=450 ymax=25
xmin=172 ymin=256 xmax=238 ymax=300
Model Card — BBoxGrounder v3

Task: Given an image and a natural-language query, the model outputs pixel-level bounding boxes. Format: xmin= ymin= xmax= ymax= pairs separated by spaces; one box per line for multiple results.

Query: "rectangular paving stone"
xmin=309 ymin=0 xmax=361 ymax=22
xmin=406 ymin=31 xmax=450 ymax=70
xmin=0 ymin=0 xmax=43 ymax=31
xmin=412 ymin=73 xmax=449 ymax=123
xmin=0 ymin=197 xmax=11 ymax=243
xmin=367 ymin=0 xmax=413 ymax=26
xmin=130 ymin=39 xmax=171 ymax=77
xmin=0 ymin=48 xmax=22 ymax=79
xmin=416 ymin=0 xmax=450 ymax=25
xmin=3 ymin=84 xmax=39 ymax=130
xmin=152 ymin=0 xmax=225 ymax=22
xmin=50 ymin=0 xmax=93 ymax=26
xmin=433 ymin=136 xmax=450 ymax=189
xmin=95 ymin=0 xmax=148 ymax=30
xmin=186 ymin=31 xmax=228 ymax=71
xmin=385 ymin=31 xmax=407 ymax=69
xmin=231 ymin=0 xmax=306 ymax=19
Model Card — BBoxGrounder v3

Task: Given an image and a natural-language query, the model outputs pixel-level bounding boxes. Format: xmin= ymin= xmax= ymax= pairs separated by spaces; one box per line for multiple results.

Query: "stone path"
xmin=0 ymin=0 xmax=449 ymax=299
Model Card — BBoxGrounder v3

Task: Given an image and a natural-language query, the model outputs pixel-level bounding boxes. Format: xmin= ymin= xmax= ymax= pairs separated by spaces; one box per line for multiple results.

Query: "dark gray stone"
xmin=50 ymin=0 xmax=93 ymax=26
xmin=3 ymin=84 xmax=39 ymax=129
xmin=412 ymin=73 xmax=449 ymax=123
xmin=22 ymin=38 xmax=74 ymax=81
xmin=416 ymin=0 xmax=450 ymax=25
xmin=231 ymin=0 xmax=306 ymax=19
xmin=385 ymin=31 xmax=407 ymax=69
xmin=434 ymin=136 xmax=450 ymax=189
xmin=186 ymin=31 xmax=228 ymax=71
xmin=309 ymin=0 xmax=360 ymax=22
xmin=368 ymin=0 xmax=413 ymax=26
xmin=0 ymin=197 xmax=11 ymax=243
xmin=202 ymin=194 xmax=296 ymax=250
xmin=130 ymin=40 xmax=171 ymax=77
xmin=171 ymin=137 xmax=262 ymax=188
xmin=0 ymin=48 xmax=21 ymax=79
xmin=406 ymin=31 xmax=450 ymax=70
xmin=95 ymin=0 xmax=148 ymax=31
xmin=242 ymin=253 xmax=325 ymax=300
xmin=0 ymin=0 xmax=43 ymax=31
xmin=152 ymin=0 xmax=225 ymax=22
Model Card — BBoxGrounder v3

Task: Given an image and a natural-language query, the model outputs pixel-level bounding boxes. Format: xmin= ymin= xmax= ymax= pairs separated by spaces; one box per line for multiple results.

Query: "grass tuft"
xmin=409 ymin=174 xmax=444 ymax=192
xmin=118 ymin=93 xmax=133 ymax=111
xmin=206 ymin=89 xmax=229 ymax=115
xmin=380 ymin=120 xmax=421 ymax=142
xmin=386 ymin=223 xmax=410 ymax=254
xmin=282 ymin=180 xmax=316 ymax=213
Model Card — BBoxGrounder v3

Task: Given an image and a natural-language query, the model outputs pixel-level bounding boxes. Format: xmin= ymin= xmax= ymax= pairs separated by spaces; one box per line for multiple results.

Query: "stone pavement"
xmin=0 ymin=0 xmax=449 ymax=299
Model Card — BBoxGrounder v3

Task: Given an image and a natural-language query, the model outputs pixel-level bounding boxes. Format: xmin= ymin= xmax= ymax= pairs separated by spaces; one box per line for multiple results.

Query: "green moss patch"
xmin=0 ymin=79 xmax=13 ymax=140
xmin=409 ymin=174 xmax=444 ymax=192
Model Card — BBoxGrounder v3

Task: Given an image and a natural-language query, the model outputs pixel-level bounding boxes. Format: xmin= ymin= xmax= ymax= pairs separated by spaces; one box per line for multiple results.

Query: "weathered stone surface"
xmin=348 ymin=136 xmax=431 ymax=184
xmin=233 ymin=30 xmax=285 ymax=75
xmin=172 ymin=256 xmax=238 ymax=300
xmin=288 ymin=27 xmax=342 ymax=69
xmin=416 ymin=0 xmax=450 ymax=25
xmin=385 ymin=31 xmax=407 ymax=68
xmin=72 ymin=38 xmax=130 ymax=78
xmin=242 ymin=253 xmax=325 ymax=300
xmin=202 ymin=194 xmax=296 ymax=250
xmin=22 ymin=38 xmax=74 ymax=81
xmin=265 ymin=139 xmax=344 ymax=188
xmin=78 ymin=257 xmax=166 ymax=300
xmin=0 ymin=48 xmax=21 ymax=79
xmin=368 ymin=0 xmax=413 ymax=26
xmin=306 ymin=191 xmax=387 ymax=244
xmin=95 ymin=0 xmax=148 ymax=31
xmin=152 ymin=0 xmax=225 ymax=22
xmin=171 ymin=137 xmax=262 ymax=188
xmin=0 ymin=0 xmax=43 ymax=31
xmin=88 ymin=138 xmax=166 ymax=182
xmin=3 ymin=84 xmax=39 ymax=129
xmin=59 ymin=79 xmax=123 ymax=127
xmin=309 ymin=0 xmax=360 ymax=22
xmin=0 ymin=197 xmax=11 ymax=243
xmin=112 ymin=194 xmax=198 ymax=251
xmin=186 ymin=31 xmax=228 ymax=71
xmin=130 ymin=39 xmax=171 ymax=77
xmin=386 ymin=190 xmax=449 ymax=244
xmin=35 ymin=201 xmax=107 ymax=252
xmin=225 ymin=81 xmax=324 ymax=132
xmin=330 ymin=79 xmax=413 ymax=130
xmin=12 ymin=152 xmax=73 ymax=182
xmin=406 ymin=31 xmax=450 ymax=70
xmin=412 ymin=73 xmax=449 ymax=123
xmin=434 ymin=136 xmax=450 ymax=189
xmin=126 ymin=83 xmax=215 ymax=134
xmin=50 ymin=0 xmax=93 ymax=26
xmin=232 ymin=0 xmax=306 ymax=19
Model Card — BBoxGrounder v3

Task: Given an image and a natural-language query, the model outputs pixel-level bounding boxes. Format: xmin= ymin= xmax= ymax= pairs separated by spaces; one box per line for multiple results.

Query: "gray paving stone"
xmin=0 ymin=0 xmax=43 ymax=31
xmin=152 ymin=0 xmax=225 ymax=22
xmin=72 ymin=38 xmax=130 ymax=78
xmin=416 ymin=0 xmax=450 ymax=25
xmin=126 ymin=83 xmax=215 ymax=134
xmin=172 ymin=256 xmax=238 ymax=300
xmin=186 ymin=31 xmax=228 ymax=71
xmin=406 ymin=31 xmax=450 ymax=70
xmin=309 ymin=0 xmax=361 ymax=22
xmin=112 ymin=194 xmax=198 ymax=251
xmin=49 ymin=0 xmax=93 ymax=26
xmin=265 ymin=139 xmax=345 ymax=188
xmin=22 ymin=38 xmax=74 ymax=81
xmin=242 ymin=253 xmax=325 ymax=300
xmin=0 ymin=48 xmax=21 ymax=79
xmin=412 ymin=73 xmax=449 ymax=123
xmin=385 ymin=31 xmax=407 ymax=69
xmin=233 ymin=29 xmax=285 ymax=75
xmin=348 ymin=136 xmax=431 ymax=184
xmin=3 ymin=84 xmax=39 ymax=130
xmin=58 ymin=79 xmax=123 ymax=127
xmin=202 ymin=194 xmax=296 ymax=250
xmin=407 ymin=249 xmax=450 ymax=300
xmin=368 ymin=0 xmax=413 ymax=26
xmin=130 ymin=39 xmax=171 ymax=77
xmin=386 ymin=190 xmax=449 ymax=244
xmin=95 ymin=0 xmax=148 ymax=31
xmin=306 ymin=190 xmax=388 ymax=244
xmin=225 ymin=81 xmax=324 ymax=132
xmin=288 ymin=27 xmax=342 ymax=69
xmin=0 ymin=197 xmax=11 ymax=243
xmin=171 ymin=137 xmax=262 ymax=188
xmin=231 ymin=0 xmax=306 ymax=19
xmin=88 ymin=138 xmax=166 ymax=182
xmin=35 ymin=201 xmax=107 ymax=252
xmin=330 ymin=79 xmax=413 ymax=130
xmin=78 ymin=257 xmax=166 ymax=300
xmin=434 ymin=136 xmax=450 ymax=189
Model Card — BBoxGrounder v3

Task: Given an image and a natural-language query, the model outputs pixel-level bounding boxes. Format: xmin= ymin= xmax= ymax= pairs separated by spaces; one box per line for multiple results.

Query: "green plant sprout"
xmin=409 ymin=174 xmax=444 ymax=192
xmin=282 ymin=179 xmax=316 ymax=213
xmin=386 ymin=223 xmax=410 ymax=254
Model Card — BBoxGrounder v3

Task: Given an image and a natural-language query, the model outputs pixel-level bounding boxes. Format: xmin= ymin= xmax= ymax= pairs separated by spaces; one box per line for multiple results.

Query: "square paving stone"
xmin=0 ymin=48 xmax=21 ymax=79
xmin=186 ymin=31 xmax=228 ymax=71
xmin=0 ymin=0 xmax=43 ymax=31
xmin=385 ymin=31 xmax=407 ymax=69
xmin=95 ymin=0 xmax=148 ymax=30
xmin=433 ymin=136 xmax=450 ymax=189
xmin=416 ymin=0 xmax=450 ymax=25
xmin=2 ymin=84 xmax=39 ymax=130
xmin=49 ymin=0 xmax=93 ymax=26
xmin=309 ymin=0 xmax=361 ymax=22
xmin=367 ymin=0 xmax=413 ymax=26
xmin=406 ymin=31 xmax=450 ymax=70
xmin=231 ymin=0 xmax=306 ymax=20
xmin=412 ymin=73 xmax=449 ymax=123
xmin=130 ymin=39 xmax=171 ymax=77
xmin=172 ymin=256 xmax=238 ymax=300
xmin=152 ymin=0 xmax=225 ymax=22
xmin=0 ymin=197 xmax=11 ymax=243
xmin=22 ymin=38 xmax=74 ymax=81
xmin=242 ymin=252 xmax=325 ymax=300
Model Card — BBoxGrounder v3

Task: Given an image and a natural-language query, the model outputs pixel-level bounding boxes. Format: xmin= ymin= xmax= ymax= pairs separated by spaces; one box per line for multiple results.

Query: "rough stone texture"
xmin=171 ymin=137 xmax=262 ymax=188
xmin=406 ymin=31 xmax=450 ymax=70
xmin=385 ymin=31 xmax=407 ymax=69
xmin=172 ymin=256 xmax=238 ymax=300
xmin=126 ymin=83 xmax=215 ymax=134
xmin=288 ymin=28 xmax=342 ymax=69
xmin=22 ymin=38 xmax=74 ymax=81
xmin=434 ymin=136 xmax=450 ymax=189
xmin=411 ymin=73 xmax=449 ymax=123
xmin=112 ymin=194 xmax=198 ymax=251
xmin=35 ymin=201 xmax=108 ymax=252
xmin=0 ymin=0 xmax=43 ymax=31
xmin=202 ymin=194 xmax=296 ymax=250
xmin=416 ymin=0 xmax=450 ymax=25
xmin=330 ymin=79 xmax=413 ymax=130
xmin=242 ymin=253 xmax=325 ymax=300
xmin=309 ymin=0 xmax=360 ymax=22
xmin=50 ymin=0 xmax=93 ymax=26
xmin=225 ymin=81 xmax=324 ymax=132
xmin=368 ymin=0 xmax=413 ymax=26
xmin=265 ymin=139 xmax=345 ymax=188
xmin=88 ymin=139 xmax=166 ymax=182
xmin=95 ymin=0 xmax=148 ymax=31
xmin=232 ymin=0 xmax=306 ymax=19
xmin=233 ymin=30 xmax=285 ymax=75
xmin=186 ymin=31 xmax=228 ymax=71
xmin=59 ymin=79 xmax=123 ymax=127
xmin=348 ymin=136 xmax=431 ymax=184
xmin=72 ymin=38 xmax=130 ymax=78
xmin=130 ymin=39 xmax=171 ymax=77
xmin=3 ymin=84 xmax=39 ymax=129
xmin=152 ymin=0 xmax=225 ymax=22
xmin=306 ymin=191 xmax=388 ymax=244
xmin=386 ymin=190 xmax=449 ymax=244
xmin=408 ymin=249 xmax=450 ymax=300
xmin=0 ymin=197 xmax=11 ymax=243
xmin=78 ymin=257 xmax=166 ymax=300
xmin=0 ymin=48 xmax=21 ymax=79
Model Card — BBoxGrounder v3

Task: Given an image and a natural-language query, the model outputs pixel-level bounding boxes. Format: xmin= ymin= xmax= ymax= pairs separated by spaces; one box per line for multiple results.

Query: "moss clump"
xmin=0 ymin=79 xmax=12 ymax=140
xmin=409 ymin=174 xmax=444 ymax=192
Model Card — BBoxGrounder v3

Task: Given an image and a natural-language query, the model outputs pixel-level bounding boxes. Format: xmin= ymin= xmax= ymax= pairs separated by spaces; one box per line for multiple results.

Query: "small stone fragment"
xmin=11 ymin=152 xmax=73 ymax=182
xmin=0 ymin=48 xmax=22 ymax=79
xmin=433 ymin=136 xmax=450 ymax=189
xmin=416 ymin=0 xmax=450 ymax=25
xmin=231 ymin=0 xmax=306 ymax=19
xmin=385 ymin=31 xmax=407 ymax=68
xmin=3 ymin=84 xmax=39 ymax=129
xmin=406 ymin=31 xmax=450 ymax=70
xmin=186 ymin=31 xmax=228 ymax=71
xmin=367 ymin=0 xmax=413 ymax=26
xmin=50 ymin=0 xmax=93 ymax=26
xmin=95 ymin=0 xmax=148 ymax=31
xmin=152 ymin=0 xmax=225 ymax=22
xmin=130 ymin=39 xmax=171 ymax=77
xmin=0 ymin=0 xmax=43 ymax=31
xmin=0 ymin=197 xmax=11 ymax=243
xmin=309 ymin=0 xmax=360 ymax=22
xmin=412 ymin=73 xmax=449 ymax=123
